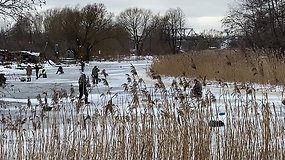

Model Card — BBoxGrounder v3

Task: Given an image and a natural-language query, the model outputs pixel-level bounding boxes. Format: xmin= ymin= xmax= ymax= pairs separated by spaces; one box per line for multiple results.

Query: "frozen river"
xmin=1 ymin=57 xmax=285 ymax=159
xmin=0 ymin=57 xmax=284 ymax=117
xmin=0 ymin=58 xmax=154 ymax=105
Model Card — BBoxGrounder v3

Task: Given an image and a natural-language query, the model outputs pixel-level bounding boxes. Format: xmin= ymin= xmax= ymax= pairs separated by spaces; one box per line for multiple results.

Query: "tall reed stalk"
xmin=0 ymin=64 xmax=284 ymax=159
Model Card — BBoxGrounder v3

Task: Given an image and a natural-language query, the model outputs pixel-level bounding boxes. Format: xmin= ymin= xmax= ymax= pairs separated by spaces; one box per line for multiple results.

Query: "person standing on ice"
xmin=78 ymin=73 xmax=89 ymax=104
xmin=26 ymin=65 xmax=32 ymax=82
xmin=191 ymin=79 xmax=202 ymax=97
xmin=80 ymin=61 xmax=85 ymax=72
xmin=35 ymin=64 xmax=40 ymax=79
xmin=91 ymin=65 xmax=100 ymax=85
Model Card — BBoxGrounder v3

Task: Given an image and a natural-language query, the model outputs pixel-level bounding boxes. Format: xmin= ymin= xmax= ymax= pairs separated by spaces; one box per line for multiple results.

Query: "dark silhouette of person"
xmin=80 ymin=61 xmax=85 ymax=72
xmin=78 ymin=73 xmax=89 ymax=103
xmin=192 ymin=79 xmax=202 ymax=97
xmin=91 ymin=66 xmax=100 ymax=85
xmin=0 ymin=74 xmax=6 ymax=86
xmin=56 ymin=66 xmax=64 ymax=74
xmin=35 ymin=64 xmax=40 ymax=79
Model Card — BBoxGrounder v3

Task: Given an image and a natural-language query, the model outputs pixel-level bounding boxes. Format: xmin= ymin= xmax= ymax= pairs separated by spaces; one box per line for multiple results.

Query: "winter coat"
xmin=41 ymin=69 xmax=46 ymax=75
xmin=92 ymin=67 xmax=100 ymax=77
xmin=35 ymin=65 xmax=40 ymax=73
xmin=192 ymin=80 xmax=202 ymax=96
xmin=56 ymin=66 xmax=64 ymax=74
xmin=79 ymin=74 xmax=87 ymax=87
xmin=26 ymin=66 xmax=32 ymax=76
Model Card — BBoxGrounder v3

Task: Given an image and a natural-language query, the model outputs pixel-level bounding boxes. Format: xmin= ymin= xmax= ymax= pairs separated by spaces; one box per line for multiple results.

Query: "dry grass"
xmin=0 ymin=63 xmax=285 ymax=159
xmin=150 ymin=49 xmax=285 ymax=85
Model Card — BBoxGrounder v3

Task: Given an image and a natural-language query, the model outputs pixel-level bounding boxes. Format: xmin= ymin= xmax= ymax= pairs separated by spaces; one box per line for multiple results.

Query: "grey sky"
xmin=41 ymin=0 xmax=236 ymax=32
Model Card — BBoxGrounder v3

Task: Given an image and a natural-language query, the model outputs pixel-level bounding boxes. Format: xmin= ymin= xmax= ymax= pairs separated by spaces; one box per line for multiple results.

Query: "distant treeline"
xmin=222 ymin=0 xmax=285 ymax=57
xmin=0 ymin=0 xmax=284 ymax=60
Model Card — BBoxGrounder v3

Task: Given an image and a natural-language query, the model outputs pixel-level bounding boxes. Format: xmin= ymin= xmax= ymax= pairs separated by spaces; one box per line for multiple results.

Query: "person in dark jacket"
xmin=0 ymin=73 xmax=6 ymax=86
xmin=192 ymin=79 xmax=202 ymax=97
xmin=91 ymin=66 xmax=100 ymax=85
xmin=78 ymin=73 xmax=89 ymax=103
xmin=80 ymin=61 xmax=85 ymax=72
xmin=56 ymin=66 xmax=64 ymax=74
xmin=35 ymin=64 xmax=40 ymax=79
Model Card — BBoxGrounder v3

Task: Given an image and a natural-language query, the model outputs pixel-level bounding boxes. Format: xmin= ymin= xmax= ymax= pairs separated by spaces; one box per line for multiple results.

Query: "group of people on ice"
xmin=25 ymin=64 xmax=71 ymax=81
xmin=24 ymin=60 xmax=203 ymax=104
xmin=25 ymin=61 xmax=100 ymax=104
xmin=25 ymin=64 xmax=47 ymax=82
xmin=78 ymin=65 xmax=100 ymax=104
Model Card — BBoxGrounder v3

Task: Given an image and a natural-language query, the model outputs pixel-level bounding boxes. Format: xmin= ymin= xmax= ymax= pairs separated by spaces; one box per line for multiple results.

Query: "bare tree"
xmin=117 ymin=8 xmax=158 ymax=55
xmin=162 ymin=8 xmax=186 ymax=54
xmin=200 ymin=29 xmax=224 ymax=49
xmin=4 ymin=16 xmax=32 ymax=50
xmin=79 ymin=3 xmax=113 ymax=60
xmin=44 ymin=8 xmax=82 ymax=59
xmin=0 ymin=0 xmax=46 ymax=19
xmin=44 ymin=4 xmax=113 ymax=60
xmin=222 ymin=0 xmax=285 ymax=56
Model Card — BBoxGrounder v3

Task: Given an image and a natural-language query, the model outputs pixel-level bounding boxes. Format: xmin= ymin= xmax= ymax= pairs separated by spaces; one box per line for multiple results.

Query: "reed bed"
xmin=150 ymin=49 xmax=285 ymax=85
xmin=0 ymin=65 xmax=284 ymax=159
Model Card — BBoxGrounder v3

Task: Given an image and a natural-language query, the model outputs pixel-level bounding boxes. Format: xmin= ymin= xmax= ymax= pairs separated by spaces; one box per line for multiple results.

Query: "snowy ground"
xmin=1 ymin=57 xmax=285 ymax=159
xmin=0 ymin=56 xmax=284 ymax=118
xmin=0 ymin=58 xmax=153 ymax=105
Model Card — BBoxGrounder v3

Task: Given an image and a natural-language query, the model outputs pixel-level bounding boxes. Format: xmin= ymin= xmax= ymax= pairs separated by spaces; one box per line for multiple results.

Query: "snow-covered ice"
xmin=1 ymin=57 xmax=285 ymax=159
xmin=0 ymin=56 xmax=284 ymax=116
xmin=0 ymin=58 xmax=154 ymax=105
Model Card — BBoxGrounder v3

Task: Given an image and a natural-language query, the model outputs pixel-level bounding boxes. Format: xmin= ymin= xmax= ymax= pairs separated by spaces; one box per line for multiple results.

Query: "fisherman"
xmin=78 ymin=73 xmax=89 ymax=104
xmin=91 ymin=65 xmax=100 ymax=85
xmin=56 ymin=66 xmax=64 ymax=74
xmin=0 ymin=73 xmax=6 ymax=86
xmin=35 ymin=64 xmax=40 ymax=79
xmin=80 ymin=61 xmax=85 ymax=72
xmin=26 ymin=65 xmax=32 ymax=82
xmin=192 ymin=79 xmax=202 ymax=97
xmin=39 ymin=69 xmax=47 ymax=78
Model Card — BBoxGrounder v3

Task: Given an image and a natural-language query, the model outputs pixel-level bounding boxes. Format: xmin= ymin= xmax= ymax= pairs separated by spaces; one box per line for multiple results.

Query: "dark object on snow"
xmin=208 ymin=120 xmax=225 ymax=127
xmin=35 ymin=64 xmax=40 ymax=79
xmin=80 ymin=61 xmax=85 ymax=72
xmin=91 ymin=66 xmax=100 ymax=84
xmin=191 ymin=79 xmax=202 ymax=97
xmin=219 ymin=112 xmax=225 ymax=116
xmin=56 ymin=66 xmax=64 ymax=74
xmin=43 ymin=106 xmax=52 ymax=111
xmin=0 ymin=73 xmax=6 ymax=86
xmin=79 ymin=73 xmax=88 ymax=103
xmin=20 ymin=77 xmax=26 ymax=82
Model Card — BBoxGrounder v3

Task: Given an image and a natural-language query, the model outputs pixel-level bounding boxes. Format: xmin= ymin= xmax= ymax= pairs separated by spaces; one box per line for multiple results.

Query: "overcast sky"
xmin=40 ymin=0 xmax=236 ymax=32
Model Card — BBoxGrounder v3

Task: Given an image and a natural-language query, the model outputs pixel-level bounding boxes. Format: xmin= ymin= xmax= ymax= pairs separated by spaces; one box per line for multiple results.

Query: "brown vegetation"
xmin=151 ymin=49 xmax=285 ymax=85
xmin=0 ymin=64 xmax=284 ymax=159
